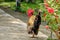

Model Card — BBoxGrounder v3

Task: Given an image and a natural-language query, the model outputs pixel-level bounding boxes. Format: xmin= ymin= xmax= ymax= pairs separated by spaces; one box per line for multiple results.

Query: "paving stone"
xmin=0 ymin=9 xmax=48 ymax=40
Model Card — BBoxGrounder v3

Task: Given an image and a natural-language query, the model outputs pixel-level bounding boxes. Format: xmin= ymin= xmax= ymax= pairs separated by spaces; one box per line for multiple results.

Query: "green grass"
xmin=20 ymin=2 xmax=40 ymax=13
xmin=0 ymin=2 xmax=16 ymax=10
xmin=0 ymin=2 xmax=44 ymax=13
xmin=47 ymin=38 xmax=57 ymax=40
xmin=0 ymin=2 xmax=15 ymax=7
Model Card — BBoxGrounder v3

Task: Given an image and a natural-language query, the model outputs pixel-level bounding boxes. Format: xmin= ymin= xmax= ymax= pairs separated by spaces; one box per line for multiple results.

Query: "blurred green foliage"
xmin=0 ymin=0 xmax=5 ymax=3
xmin=4 ymin=0 xmax=15 ymax=2
xmin=0 ymin=0 xmax=44 ymax=13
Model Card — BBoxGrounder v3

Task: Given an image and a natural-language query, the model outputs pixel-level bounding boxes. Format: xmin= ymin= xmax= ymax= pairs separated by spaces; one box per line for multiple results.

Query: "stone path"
xmin=0 ymin=9 xmax=48 ymax=40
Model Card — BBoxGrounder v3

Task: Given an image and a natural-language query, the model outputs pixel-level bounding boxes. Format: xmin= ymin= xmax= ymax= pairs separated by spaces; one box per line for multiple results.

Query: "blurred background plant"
xmin=43 ymin=0 xmax=60 ymax=40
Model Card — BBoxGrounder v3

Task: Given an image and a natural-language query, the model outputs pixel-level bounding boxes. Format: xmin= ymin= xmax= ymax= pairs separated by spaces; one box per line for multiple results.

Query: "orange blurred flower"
xmin=43 ymin=13 xmax=46 ymax=17
xmin=56 ymin=0 xmax=59 ymax=3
